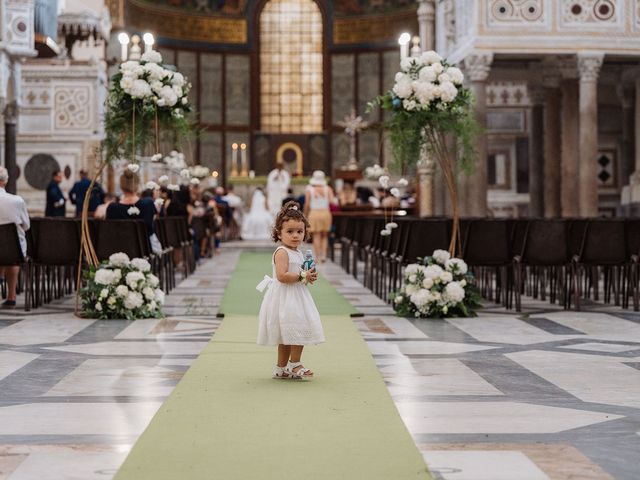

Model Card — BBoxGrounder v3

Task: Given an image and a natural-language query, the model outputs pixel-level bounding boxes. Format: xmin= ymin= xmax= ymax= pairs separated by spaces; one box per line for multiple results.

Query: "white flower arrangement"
xmin=364 ymin=164 xmax=386 ymax=180
xmin=118 ymin=51 xmax=190 ymax=108
xmin=127 ymin=163 xmax=140 ymax=173
xmin=391 ymin=249 xmax=480 ymax=318
xmin=164 ymin=150 xmax=186 ymax=171
xmin=81 ymin=252 xmax=164 ymax=320
xmin=188 ymin=165 xmax=210 ymax=179
xmin=127 ymin=206 xmax=141 ymax=216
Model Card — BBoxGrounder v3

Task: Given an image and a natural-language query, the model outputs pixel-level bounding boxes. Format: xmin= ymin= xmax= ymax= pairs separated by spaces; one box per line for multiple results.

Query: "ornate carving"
xmin=577 ymin=53 xmax=604 ymax=82
xmin=442 ymin=0 xmax=456 ymax=48
xmin=463 ymin=53 xmax=493 ymax=82
xmin=54 ymin=87 xmax=91 ymax=129
xmin=561 ymin=0 xmax=619 ymax=26
xmin=488 ymin=0 xmax=545 ymax=25
xmin=487 ymin=81 xmax=531 ymax=106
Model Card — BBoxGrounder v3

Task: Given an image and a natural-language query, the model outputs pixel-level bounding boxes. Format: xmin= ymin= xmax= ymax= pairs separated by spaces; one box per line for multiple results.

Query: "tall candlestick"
xmin=231 ymin=143 xmax=238 ymax=177
xmin=240 ymin=143 xmax=248 ymax=177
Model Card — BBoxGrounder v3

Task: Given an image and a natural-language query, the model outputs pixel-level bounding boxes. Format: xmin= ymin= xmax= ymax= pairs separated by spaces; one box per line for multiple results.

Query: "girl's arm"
xmin=274 ymin=249 xmax=300 ymax=284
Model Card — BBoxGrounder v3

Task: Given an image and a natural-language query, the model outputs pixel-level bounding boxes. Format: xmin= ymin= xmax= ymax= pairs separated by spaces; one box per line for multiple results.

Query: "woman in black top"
xmin=106 ymin=170 xmax=158 ymax=249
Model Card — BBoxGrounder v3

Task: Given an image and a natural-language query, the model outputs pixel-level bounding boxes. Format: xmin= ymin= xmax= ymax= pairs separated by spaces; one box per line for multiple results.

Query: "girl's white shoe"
xmin=272 ymin=365 xmax=293 ymax=379
xmin=286 ymin=361 xmax=314 ymax=379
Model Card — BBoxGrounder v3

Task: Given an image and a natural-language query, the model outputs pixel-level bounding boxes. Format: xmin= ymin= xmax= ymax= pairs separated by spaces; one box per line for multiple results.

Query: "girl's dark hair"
xmin=272 ymin=201 xmax=310 ymax=242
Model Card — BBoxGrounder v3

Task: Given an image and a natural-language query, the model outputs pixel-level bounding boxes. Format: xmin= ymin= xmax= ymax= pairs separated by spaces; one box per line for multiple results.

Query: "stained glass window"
xmin=260 ymin=0 xmax=323 ymax=133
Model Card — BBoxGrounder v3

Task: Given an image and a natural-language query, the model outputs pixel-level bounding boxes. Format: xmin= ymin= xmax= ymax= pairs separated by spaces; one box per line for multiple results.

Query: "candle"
xmin=231 ymin=143 xmax=238 ymax=177
xmin=398 ymin=32 xmax=410 ymax=62
xmin=240 ymin=143 xmax=247 ymax=176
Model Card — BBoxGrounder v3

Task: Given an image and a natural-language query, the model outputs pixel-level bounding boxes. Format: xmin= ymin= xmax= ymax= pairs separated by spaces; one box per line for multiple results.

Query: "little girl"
xmin=256 ymin=201 xmax=325 ymax=379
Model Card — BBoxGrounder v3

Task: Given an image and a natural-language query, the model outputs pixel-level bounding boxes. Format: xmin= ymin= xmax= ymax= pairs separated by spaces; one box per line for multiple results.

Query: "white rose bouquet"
xmin=80 ymin=252 xmax=165 ymax=320
xmin=391 ymin=249 xmax=481 ymax=318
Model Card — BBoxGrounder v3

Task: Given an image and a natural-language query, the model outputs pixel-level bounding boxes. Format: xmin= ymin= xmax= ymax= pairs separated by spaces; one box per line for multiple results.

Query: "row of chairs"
xmin=0 ymin=216 xmax=197 ymax=311
xmin=334 ymin=216 xmax=640 ymax=312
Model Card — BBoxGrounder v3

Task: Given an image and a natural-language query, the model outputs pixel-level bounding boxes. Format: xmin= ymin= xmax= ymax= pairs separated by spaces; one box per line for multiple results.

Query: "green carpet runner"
xmin=114 ymin=252 xmax=431 ymax=479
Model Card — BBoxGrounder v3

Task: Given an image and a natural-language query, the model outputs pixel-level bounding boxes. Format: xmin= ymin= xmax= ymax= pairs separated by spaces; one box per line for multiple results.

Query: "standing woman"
xmin=304 ymin=170 xmax=334 ymax=263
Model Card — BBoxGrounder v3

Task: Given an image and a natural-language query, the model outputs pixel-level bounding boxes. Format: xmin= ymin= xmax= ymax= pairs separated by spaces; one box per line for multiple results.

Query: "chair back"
xmin=94 ymin=220 xmax=146 ymax=261
xmin=461 ymin=219 xmax=511 ymax=266
xmin=402 ymin=218 xmax=451 ymax=264
xmin=579 ymin=219 xmax=627 ymax=265
xmin=520 ymin=219 xmax=571 ymax=265
xmin=0 ymin=223 xmax=24 ymax=264
xmin=32 ymin=218 xmax=80 ymax=265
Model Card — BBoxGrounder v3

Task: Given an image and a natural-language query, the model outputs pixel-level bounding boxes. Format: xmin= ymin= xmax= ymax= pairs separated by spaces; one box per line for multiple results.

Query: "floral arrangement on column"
xmin=75 ymin=50 xmax=194 ymax=316
xmin=369 ymin=50 xmax=478 ymax=254
xmin=391 ymin=250 xmax=481 ymax=318
xmin=80 ymin=253 xmax=165 ymax=320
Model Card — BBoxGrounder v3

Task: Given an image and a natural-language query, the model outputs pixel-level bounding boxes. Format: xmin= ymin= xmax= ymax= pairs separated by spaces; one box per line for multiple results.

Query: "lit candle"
xmin=240 ymin=143 xmax=247 ymax=176
xmin=398 ymin=33 xmax=411 ymax=62
xmin=231 ymin=143 xmax=238 ymax=177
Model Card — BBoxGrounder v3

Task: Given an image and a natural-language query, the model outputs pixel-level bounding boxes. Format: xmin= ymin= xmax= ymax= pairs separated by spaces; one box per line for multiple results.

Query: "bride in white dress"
xmin=241 ymin=188 xmax=274 ymax=240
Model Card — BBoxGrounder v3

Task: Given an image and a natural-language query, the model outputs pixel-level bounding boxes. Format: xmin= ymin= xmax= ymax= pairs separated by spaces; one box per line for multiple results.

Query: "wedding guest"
xmin=304 ymin=170 xmax=335 ymax=263
xmin=93 ymin=193 xmax=117 ymax=220
xmin=69 ymin=169 xmax=104 ymax=217
xmin=0 ymin=167 xmax=30 ymax=308
xmin=106 ymin=170 xmax=160 ymax=252
xmin=338 ymin=181 xmax=357 ymax=207
xmin=45 ymin=170 xmax=66 ymax=217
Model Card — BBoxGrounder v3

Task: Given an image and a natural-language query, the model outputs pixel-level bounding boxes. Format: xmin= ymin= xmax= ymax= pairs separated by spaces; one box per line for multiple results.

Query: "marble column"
xmin=623 ymin=78 xmax=640 ymax=209
xmin=417 ymin=1 xmax=436 ymax=52
xmin=542 ymin=67 xmax=562 ymax=218
xmin=577 ymin=53 xmax=603 ymax=217
xmin=415 ymin=1 xmax=436 ymax=217
xmin=3 ymin=101 xmax=17 ymax=195
xmin=617 ymin=85 xmax=634 ymax=189
xmin=463 ymin=53 xmax=492 ymax=217
xmin=528 ymin=85 xmax=545 ymax=217
xmin=561 ymin=78 xmax=579 ymax=217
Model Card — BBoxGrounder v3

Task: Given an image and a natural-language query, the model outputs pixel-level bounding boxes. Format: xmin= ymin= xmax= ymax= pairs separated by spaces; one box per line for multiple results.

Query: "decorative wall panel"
xmin=357 ymin=52 xmax=379 ymax=121
xmin=331 ymin=132 xmax=350 ymax=170
xmin=200 ymin=53 xmax=222 ymax=125
xmin=487 ymin=82 xmax=531 ymax=107
xmin=54 ymin=86 xmax=91 ymax=131
xmin=487 ymin=0 xmax=547 ymax=26
xmin=331 ymin=54 xmax=354 ymax=125
xmin=358 ymin=130 xmax=379 ymax=168
xmin=559 ymin=0 xmax=621 ymax=28
xmin=176 ymin=51 xmax=197 ymax=110
xmin=225 ymin=55 xmax=250 ymax=126
xmin=382 ymin=51 xmax=399 ymax=122
xmin=199 ymin=131 xmax=222 ymax=174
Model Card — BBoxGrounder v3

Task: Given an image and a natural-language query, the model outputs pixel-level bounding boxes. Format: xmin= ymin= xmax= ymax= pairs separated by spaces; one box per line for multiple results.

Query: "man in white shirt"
xmin=0 ymin=167 xmax=30 ymax=308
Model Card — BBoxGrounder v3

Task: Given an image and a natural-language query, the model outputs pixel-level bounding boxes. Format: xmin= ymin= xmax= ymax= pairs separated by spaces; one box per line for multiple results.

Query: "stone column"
xmin=417 ymin=1 xmax=436 ymax=51
xmin=3 ymin=101 xmax=18 ymax=195
xmin=463 ymin=53 xmax=493 ymax=217
xmin=542 ymin=64 xmax=562 ymax=218
xmin=623 ymin=78 xmax=640 ymax=210
xmin=577 ymin=53 xmax=603 ymax=217
xmin=560 ymin=75 xmax=580 ymax=217
xmin=617 ymin=85 xmax=634 ymax=188
xmin=528 ymin=85 xmax=545 ymax=217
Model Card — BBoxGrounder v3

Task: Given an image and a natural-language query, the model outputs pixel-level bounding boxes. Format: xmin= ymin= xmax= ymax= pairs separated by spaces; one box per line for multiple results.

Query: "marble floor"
xmin=1 ymin=244 xmax=639 ymax=479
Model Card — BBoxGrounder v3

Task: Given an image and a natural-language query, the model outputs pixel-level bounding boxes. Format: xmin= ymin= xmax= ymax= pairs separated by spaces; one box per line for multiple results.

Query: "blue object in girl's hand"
xmin=302 ymin=249 xmax=315 ymax=271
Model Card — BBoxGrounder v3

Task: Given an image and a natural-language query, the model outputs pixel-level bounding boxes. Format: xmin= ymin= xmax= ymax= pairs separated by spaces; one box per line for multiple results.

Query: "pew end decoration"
xmin=391 ymin=250 xmax=481 ymax=318
xmin=80 ymin=253 xmax=165 ymax=320
xmin=368 ymin=50 xmax=479 ymax=255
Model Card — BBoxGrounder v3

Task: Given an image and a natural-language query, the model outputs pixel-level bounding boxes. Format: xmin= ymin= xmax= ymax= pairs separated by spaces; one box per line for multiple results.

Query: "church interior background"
xmin=2 ymin=2 xmax=640 ymax=480
xmin=3 ymin=0 xmax=640 ymax=218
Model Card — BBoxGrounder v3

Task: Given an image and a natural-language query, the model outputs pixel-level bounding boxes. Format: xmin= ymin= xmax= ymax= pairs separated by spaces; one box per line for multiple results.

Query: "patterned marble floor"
xmin=1 ymin=244 xmax=639 ymax=480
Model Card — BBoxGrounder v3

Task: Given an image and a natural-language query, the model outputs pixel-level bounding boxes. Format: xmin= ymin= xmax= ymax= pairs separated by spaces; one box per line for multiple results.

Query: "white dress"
xmin=241 ymin=189 xmax=273 ymax=240
xmin=257 ymin=246 xmax=325 ymax=346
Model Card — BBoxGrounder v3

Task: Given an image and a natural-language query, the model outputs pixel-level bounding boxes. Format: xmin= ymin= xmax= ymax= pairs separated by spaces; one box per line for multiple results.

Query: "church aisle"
xmin=113 ymin=251 xmax=431 ymax=480
xmin=0 ymin=251 xmax=240 ymax=480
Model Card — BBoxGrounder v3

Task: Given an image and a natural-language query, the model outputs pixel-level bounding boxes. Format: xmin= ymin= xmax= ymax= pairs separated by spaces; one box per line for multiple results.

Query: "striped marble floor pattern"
xmin=1 ymin=244 xmax=639 ymax=479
